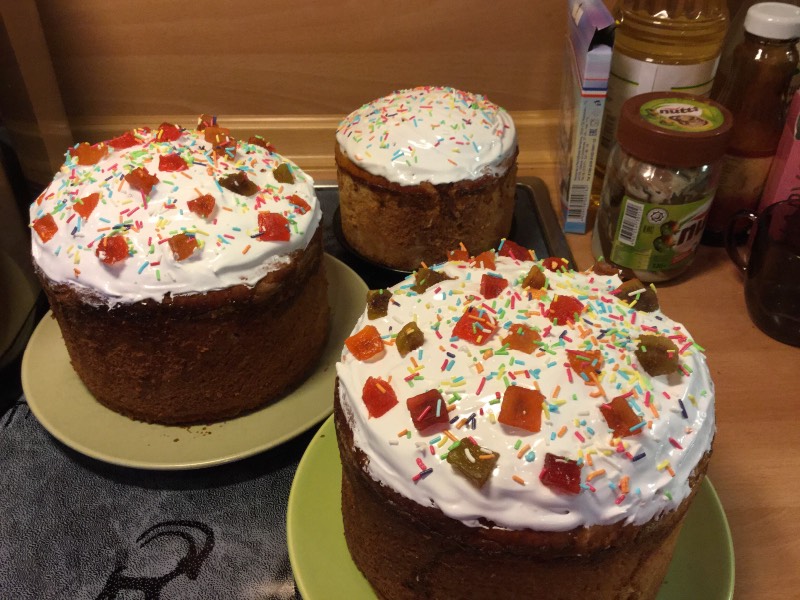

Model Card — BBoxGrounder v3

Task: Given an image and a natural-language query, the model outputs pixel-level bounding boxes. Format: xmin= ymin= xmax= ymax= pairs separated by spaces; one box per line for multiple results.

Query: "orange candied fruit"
xmin=452 ymin=306 xmax=498 ymax=346
xmin=498 ymin=239 xmax=534 ymax=261
xmin=95 ymin=234 xmax=129 ymax=265
xmin=566 ymin=349 xmax=604 ymax=379
xmin=155 ymin=122 xmax=183 ymax=142
xmin=501 ymin=324 xmax=541 ymax=354
xmin=361 ymin=376 xmax=398 ymax=418
xmin=32 ymin=214 xmax=58 ymax=243
xmin=498 ymin=385 xmax=543 ymax=433
xmin=72 ymin=142 xmax=108 ymax=166
xmin=107 ymin=130 xmax=140 ymax=150
xmin=446 ymin=245 xmax=470 ymax=262
xmin=204 ymin=125 xmax=231 ymax=145
xmin=345 ymin=325 xmax=385 ymax=361
xmin=167 ymin=233 xmax=199 ymax=261
xmin=287 ymin=194 xmax=311 ymax=215
xmin=257 ymin=211 xmax=290 ymax=242
xmin=248 ymin=135 xmax=276 ymax=152
xmin=471 ymin=250 xmax=496 ymax=269
xmin=125 ymin=167 xmax=160 ymax=196
xmin=73 ymin=192 xmax=100 ymax=220
xmin=158 ymin=153 xmax=188 ymax=172
xmin=600 ymin=395 xmax=644 ymax=438
xmin=187 ymin=194 xmax=216 ymax=218
xmin=548 ymin=295 xmax=584 ymax=325
xmin=480 ymin=273 xmax=508 ymax=299
xmin=196 ymin=114 xmax=215 ymax=131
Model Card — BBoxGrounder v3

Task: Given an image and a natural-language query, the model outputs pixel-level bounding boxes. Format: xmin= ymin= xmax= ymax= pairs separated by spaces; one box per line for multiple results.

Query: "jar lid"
xmin=745 ymin=2 xmax=800 ymax=41
xmin=617 ymin=92 xmax=733 ymax=167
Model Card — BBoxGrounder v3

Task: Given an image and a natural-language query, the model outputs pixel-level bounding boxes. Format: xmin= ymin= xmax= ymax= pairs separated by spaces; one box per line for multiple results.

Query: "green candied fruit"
xmin=446 ymin=437 xmax=499 ymax=488
xmin=614 ymin=278 xmax=659 ymax=313
xmin=272 ymin=162 xmax=295 ymax=184
xmin=366 ymin=289 xmax=392 ymax=320
xmin=635 ymin=334 xmax=680 ymax=376
xmin=396 ymin=321 xmax=424 ymax=357
xmin=410 ymin=267 xmax=454 ymax=294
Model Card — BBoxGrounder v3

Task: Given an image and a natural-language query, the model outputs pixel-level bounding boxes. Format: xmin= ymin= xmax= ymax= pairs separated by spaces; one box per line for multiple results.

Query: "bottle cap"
xmin=616 ymin=92 xmax=733 ymax=168
xmin=745 ymin=2 xmax=800 ymax=40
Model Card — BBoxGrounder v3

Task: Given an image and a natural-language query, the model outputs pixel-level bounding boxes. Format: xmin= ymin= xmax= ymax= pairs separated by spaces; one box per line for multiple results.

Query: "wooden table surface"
xmin=562 ymin=208 xmax=799 ymax=600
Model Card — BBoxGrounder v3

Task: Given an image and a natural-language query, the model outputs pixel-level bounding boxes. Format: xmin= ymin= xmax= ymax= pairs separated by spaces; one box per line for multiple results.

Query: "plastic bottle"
xmin=703 ymin=2 xmax=800 ymax=245
xmin=593 ymin=0 xmax=729 ymax=213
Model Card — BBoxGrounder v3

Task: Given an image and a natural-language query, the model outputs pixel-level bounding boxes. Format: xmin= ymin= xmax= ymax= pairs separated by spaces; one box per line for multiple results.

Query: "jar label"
xmin=609 ymin=194 xmax=712 ymax=272
xmin=639 ymin=98 xmax=725 ymax=133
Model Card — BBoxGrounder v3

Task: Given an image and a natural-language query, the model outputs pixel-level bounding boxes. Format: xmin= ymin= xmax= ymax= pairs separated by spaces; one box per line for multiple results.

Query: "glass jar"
xmin=592 ymin=92 xmax=732 ymax=282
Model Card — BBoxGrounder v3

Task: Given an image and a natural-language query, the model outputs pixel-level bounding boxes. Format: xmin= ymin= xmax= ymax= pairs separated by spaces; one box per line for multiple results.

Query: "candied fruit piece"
xmin=155 ymin=122 xmax=182 ymax=142
xmin=345 ymin=325 xmax=385 ymax=361
xmin=501 ymin=324 xmax=541 ymax=354
xmin=366 ymin=289 xmax=392 ymax=320
xmin=362 ymin=376 xmax=398 ymax=418
xmin=257 ymin=211 xmax=290 ymax=242
xmin=72 ymin=142 xmax=107 ymax=166
xmin=125 ymin=167 xmax=160 ymax=196
xmin=592 ymin=259 xmax=621 ymax=276
xmin=107 ymin=131 xmax=139 ymax=150
xmin=499 ymin=239 xmax=534 ymax=261
xmin=187 ymin=194 xmax=216 ymax=218
xmin=406 ymin=389 xmax=449 ymax=431
xmin=521 ymin=264 xmax=547 ymax=290
xmin=566 ymin=349 xmax=604 ymax=379
xmin=498 ymin=385 xmax=543 ymax=433
xmin=168 ymin=233 xmax=199 ymax=261
xmin=212 ymin=137 xmax=237 ymax=159
xmin=548 ymin=295 xmax=584 ymax=325
xmin=471 ymin=250 xmax=496 ymax=269
xmin=447 ymin=437 xmax=499 ymax=488
xmin=32 ymin=214 xmax=58 ymax=243
xmin=95 ymin=235 xmax=129 ymax=265
xmin=273 ymin=163 xmax=295 ymax=184
xmin=196 ymin=114 xmax=215 ymax=131
xmin=204 ymin=125 xmax=231 ymax=145
xmin=396 ymin=322 xmax=424 ymax=357
xmin=480 ymin=274 xmax=508 ymax=299
xmin=540 ymin=453 xmax=582 ymax=494
xmin=452 ymin=306 xmax=498 ymax=346
xmin=410 ymin=267 xmax=454 ymax=294
xmin=219 ymin=171 xmax=260 ymax=196
xmin=541 ymin=256 xmax=572 ymax=272
xmin=600 ymin=395 xmax=643 ymax=438
xmin=287 ymin=194 xmax=311 ymax=215
xmin=73 ymin=192 xmax=99 ymax=220
xmin=248 ymin=135 xmax=276 ymax=152
xmin=158 ymin=153 xmax=188 ymax=172
xmin=613 ymin=278 xmax=659 ymax=312
xmin=635 ymin=335 xmax=680 ymax=376
xmin=447 ymin=246 xmax=470 ymax=261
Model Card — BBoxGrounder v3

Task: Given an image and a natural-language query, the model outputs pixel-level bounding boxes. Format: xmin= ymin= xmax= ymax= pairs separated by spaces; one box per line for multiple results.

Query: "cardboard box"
xmin=559 ymin=0 xmax=614 ymax=234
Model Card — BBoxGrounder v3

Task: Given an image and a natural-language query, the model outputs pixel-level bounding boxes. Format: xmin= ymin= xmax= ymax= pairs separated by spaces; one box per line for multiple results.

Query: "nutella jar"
xmin=592 ymin=92 xmax=732 ymax=282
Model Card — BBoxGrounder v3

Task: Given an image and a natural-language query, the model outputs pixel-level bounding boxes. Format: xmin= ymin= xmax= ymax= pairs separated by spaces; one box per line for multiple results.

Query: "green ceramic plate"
xmin=21 ymin=254 xmax=367 ymax=470
xmin=288 ymin=417 xmax=734 ymax=599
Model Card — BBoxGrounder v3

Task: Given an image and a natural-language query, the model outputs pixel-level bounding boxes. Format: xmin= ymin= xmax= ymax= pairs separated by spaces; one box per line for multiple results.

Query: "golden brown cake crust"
xmin=38 ymin=232 xmax=329 ymax=424
xmin=335 ymin=145 xmax=517 ymax=271
xmin=334 ymin=389 xmax=711 ymax=600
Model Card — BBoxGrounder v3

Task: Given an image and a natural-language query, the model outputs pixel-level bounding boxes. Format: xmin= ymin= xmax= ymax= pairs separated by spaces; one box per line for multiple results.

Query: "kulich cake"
xmin=336 ymin=86 xmax=517 ymax=271
xmin=335 ymin=245 xmax=714 ymax=599
xmin=30 ymin=118 xmax=329 ymax=424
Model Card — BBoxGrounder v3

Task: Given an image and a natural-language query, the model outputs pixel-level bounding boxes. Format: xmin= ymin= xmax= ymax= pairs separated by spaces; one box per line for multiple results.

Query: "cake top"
xmin=336 ymin=249 xmax=715 ymax=532
xmin=30 ymin=118 xmax=321 ymax=307
xmin=336 ymin=86 xmax=517 ymax=186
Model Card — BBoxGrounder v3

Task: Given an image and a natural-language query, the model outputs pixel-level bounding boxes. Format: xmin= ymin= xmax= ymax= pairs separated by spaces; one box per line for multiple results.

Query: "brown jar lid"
xmin=617 ymin=92 xmax=733 ymax=167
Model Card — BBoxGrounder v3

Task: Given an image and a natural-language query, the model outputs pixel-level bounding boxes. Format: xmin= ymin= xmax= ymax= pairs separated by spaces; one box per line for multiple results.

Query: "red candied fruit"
xmin=345 ymin=325 xmax=385 ymax=361
xmin=480 ymin=274 xmax=508 ymax=299
xmin=471 ymin=250 xmax=496 ymax=269
xmin=566 ymin=348 xmax=604 ymax=379
xmin=32 ymin=214 xmax=58 ymax=243
xmin=548 ymin=295 xmax=584 ymax=325
xmin=125 ymin=167 xmax=160 ymax=196
xmin=196 ymin=114 xmax=215 ymax=131
xmin=541 ymin=256 xmax=572 ymax=272
xmin=257 ymin=211 xmax=290 ymax=242
xmin=248 ymin=136 xmax=276 ymax=152
xmin=362 ymin=377 xmax=398 ymax=418
xmin=72 ymin=142 xmax=108 ymax=166
xmin=167 ymin=233 xmax=199 ymax=261
xmin=539 ymin=453 xmax=582 ymax=495
xmin=155 ymin=122 xmax=183 ymax=142
xmin=406 ymin=389 xmax=449 ymax=431
xmin=95 ymin=235 xmax=129 ymax=265
xmin=187 ymin=194 xmax=216 ymax=218
xmin=452 ymin=306 xmax=498 ymax=346
xmin=73 ymin=192 xmax=100 ymax=220
xmin=107 ymin=131 xmax=140 ymax=150
xmin=501 ymin=324 xmax=541 ymax=354
xmin=158 ymin=153 xmax=188 ymax=172
xmin=600 ymin=395 xmax=644 ymax=438
xmin=499 ymin=240 xmax=534 ymax=261
xmin=447 ymin=246 xmax=470 ymax=262
xmin=287 ymin=194 xmax=311 ymax=215
xmin=498 ymin=385 xmax=543 ymax=433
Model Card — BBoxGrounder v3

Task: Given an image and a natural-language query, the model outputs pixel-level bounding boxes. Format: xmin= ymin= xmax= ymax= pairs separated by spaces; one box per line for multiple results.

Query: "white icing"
xmin=30 ymin=124 xmax=321 ymax=307
xmin=336 ymin=86 xmax=517 ymax=186
xmin=336 ymin=255 xmax=715 ymax=531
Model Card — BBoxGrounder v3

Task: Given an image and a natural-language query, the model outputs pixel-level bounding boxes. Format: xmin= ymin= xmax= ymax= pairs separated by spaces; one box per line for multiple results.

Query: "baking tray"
xmin=318 ymin=176 xmax=574 ymax=290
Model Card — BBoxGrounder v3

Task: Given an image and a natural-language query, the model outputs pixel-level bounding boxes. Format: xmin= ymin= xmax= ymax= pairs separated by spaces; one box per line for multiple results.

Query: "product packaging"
xmin=761 ymin=88 xmax=800 ymax=209
xmin=558 ymin=0 xmax=614 ymax=234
